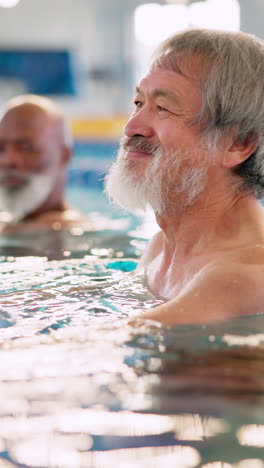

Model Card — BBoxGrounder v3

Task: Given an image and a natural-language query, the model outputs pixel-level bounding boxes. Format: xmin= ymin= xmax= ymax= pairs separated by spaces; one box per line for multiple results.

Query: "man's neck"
xmin=155 ymin=192 xmax=263 ymax=264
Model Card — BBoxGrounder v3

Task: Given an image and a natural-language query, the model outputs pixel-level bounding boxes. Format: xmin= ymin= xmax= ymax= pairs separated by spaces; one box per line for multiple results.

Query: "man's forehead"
xmin=135 ymin=66 xmax=202 ymax=105
xmin=0 ymin=106 xmax=55 ymax=133
xmin=6 ymin=105 xmax=48 ymax=121
xmin=135 ymin=84 xmax=181 ymax=104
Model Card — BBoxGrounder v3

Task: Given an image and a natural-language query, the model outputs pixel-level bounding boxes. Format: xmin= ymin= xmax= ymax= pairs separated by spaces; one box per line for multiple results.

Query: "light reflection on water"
xmin=0 ymin=234 xmax=263 ymax=467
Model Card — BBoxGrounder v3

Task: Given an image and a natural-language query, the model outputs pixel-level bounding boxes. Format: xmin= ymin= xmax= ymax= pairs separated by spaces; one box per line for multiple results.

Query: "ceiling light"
xmin=0 ymin=0 xmax=21 ymax=7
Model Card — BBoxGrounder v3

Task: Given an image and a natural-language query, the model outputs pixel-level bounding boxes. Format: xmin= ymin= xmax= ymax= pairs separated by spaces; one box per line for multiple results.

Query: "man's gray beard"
xmin=0 ymin=167 xmax=57 ymax=223
xmin=104 ymin=141 xmax=209 ymax=216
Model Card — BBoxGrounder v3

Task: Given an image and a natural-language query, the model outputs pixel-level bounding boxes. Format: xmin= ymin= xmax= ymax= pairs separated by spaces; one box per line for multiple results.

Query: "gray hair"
xmin=152 ymin=28 xmax=264 ymax=199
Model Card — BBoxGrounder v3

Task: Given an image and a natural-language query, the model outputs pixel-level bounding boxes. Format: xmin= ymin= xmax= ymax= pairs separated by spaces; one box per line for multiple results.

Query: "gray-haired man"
xmin=105 ymin=28 xmax=264 ymax=325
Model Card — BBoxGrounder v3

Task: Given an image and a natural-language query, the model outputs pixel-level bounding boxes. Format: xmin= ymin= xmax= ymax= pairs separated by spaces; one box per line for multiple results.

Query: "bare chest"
xmin=145 ymin=243 xmax=264 ymax=301
xmin=145 ymin=252 xmax=211 ymax=299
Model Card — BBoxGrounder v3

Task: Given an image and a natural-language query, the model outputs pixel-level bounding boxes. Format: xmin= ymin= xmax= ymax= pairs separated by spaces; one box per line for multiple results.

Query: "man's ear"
xmin=221 ymin=133 xmax=258 ymax=169
xmin=60 ymin=146 xmax=72 ymax=165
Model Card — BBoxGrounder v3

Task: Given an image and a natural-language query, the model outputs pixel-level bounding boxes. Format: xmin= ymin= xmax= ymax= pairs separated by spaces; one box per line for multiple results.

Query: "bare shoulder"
xmin=189 ymin=244 xmax=264 ymax=306
xmin=198 ymin=252 xmax=264 ymax=293
xmin=137 ymin=230 xmax=163 ymax=268
xmin=44 ymin=207 xmax=89 ymax=228
xmin=0 ymin=208 xmax=95 ymax=234
xmin=136 ymin=248 xmax=264 ymax=325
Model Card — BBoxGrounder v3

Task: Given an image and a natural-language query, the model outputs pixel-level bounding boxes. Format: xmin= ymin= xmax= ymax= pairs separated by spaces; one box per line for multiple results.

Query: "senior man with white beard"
xmin=105 ymin=28 xmax=264 ymax=326
xmin=0 ymin=94 xmax=88 ymax=232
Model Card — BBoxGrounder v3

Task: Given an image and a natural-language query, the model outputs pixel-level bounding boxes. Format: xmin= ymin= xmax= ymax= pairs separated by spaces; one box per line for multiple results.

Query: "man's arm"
xmin=134 ymin=261 xmax=264 ymax=325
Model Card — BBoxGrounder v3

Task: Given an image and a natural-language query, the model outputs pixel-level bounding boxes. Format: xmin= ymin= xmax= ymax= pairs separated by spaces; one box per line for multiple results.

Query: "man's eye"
xmin=157 ymin=105 xmax=167 ymax=112
xmin=134 ymin=100 xmax=143 ymax=108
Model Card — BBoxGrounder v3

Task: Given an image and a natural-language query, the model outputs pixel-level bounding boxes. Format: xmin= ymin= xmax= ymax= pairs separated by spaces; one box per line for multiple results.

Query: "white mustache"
xmin=120 ymin=135 xmax=161 ymax=155
xmin=0 ymin=169 xmax=30 ymax=184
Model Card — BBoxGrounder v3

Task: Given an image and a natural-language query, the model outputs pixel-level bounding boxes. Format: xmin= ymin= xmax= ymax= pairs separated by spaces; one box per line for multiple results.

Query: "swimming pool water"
xmin=0 ymin=142 xmax=263 ymax=467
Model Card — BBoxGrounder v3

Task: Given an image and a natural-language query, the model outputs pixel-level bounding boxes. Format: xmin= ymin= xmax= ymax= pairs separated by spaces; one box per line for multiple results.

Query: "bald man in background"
xmin=0 ymin=94 xmax=88 ymax=233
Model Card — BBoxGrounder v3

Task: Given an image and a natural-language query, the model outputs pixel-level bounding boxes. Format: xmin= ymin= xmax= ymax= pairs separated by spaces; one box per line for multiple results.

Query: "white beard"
xmin=104 ymin=137 xmax=210 ymax=216
xmin=0 ymin=167 xmax=57 ymax=223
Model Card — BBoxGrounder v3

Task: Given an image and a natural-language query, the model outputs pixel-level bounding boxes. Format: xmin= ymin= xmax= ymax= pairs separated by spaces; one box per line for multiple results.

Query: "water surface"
xmin=0 ymin=237 xmax=264 ymax=468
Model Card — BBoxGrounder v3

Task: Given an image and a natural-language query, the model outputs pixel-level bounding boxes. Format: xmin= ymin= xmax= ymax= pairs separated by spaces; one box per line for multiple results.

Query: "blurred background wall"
xmin=0 ymin=0 xmax=262 ymax=139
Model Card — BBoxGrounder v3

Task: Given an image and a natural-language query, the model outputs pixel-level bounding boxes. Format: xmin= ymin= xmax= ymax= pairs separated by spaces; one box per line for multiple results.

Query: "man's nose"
xmin=124 ymin=110 xmax=154 ymax=138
